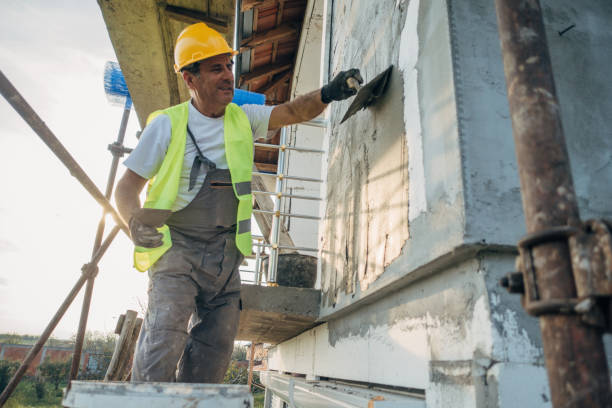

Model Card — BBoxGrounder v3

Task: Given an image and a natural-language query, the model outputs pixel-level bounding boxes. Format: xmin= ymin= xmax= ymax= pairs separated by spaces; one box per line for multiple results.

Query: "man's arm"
xmin=268 ymin=68 xmax=363 ymax=130
xmin=268 ymin=89 xmax=327 ymax=130
xmin=115 ymin=169 xmax=148 ymax=225
xmin=115 ymin=169 xmax=164 ymax=248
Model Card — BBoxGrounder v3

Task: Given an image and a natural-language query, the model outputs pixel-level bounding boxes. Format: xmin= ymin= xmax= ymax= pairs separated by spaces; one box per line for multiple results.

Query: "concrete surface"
xmin=261 ymin=372 xmax=425 ymax=408
xmin=63 ymin=381 xmax=252 ymax=408
xmin=237 ymin=284 xmax=320 ymax=344
xmin=271 ymin=0 xmax=612 ymax=405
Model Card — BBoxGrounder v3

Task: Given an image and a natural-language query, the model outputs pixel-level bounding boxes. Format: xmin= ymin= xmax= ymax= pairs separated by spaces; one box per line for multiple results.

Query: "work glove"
xmin=321 ymin=68 xmax=363 ymax=103
xmin=129 ymin=216 xmax=164 ymax=248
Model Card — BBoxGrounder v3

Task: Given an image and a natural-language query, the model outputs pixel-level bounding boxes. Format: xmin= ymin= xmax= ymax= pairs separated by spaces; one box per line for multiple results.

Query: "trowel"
xmin=340 ymin=65 xmax=393 ymax=124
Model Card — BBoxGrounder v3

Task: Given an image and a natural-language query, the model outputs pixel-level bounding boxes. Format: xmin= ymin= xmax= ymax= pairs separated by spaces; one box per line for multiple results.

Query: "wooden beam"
xmin=164 ymin=5 xmax=229 ymax=33
xmin=240 ymin=23 xmax=297 ymax=50
xmin=242 ymin=0 xmax=277 ymax=12
xmin=276 ymin=0 xmax=285 ymax=26
xmin=254 ymin=162 xmax=277 ymax=172
xmin=240 ymin=62 xmax=292 ymax=86
xmin=258 ymin=70 xmax=291 ymax=95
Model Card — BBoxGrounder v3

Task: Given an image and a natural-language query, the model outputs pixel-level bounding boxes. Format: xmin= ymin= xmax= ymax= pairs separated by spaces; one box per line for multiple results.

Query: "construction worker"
xmin=115 ymin=22 xmax=362 ymax=383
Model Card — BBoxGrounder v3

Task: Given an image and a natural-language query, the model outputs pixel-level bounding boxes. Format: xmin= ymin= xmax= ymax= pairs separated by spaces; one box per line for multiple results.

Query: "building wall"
xmin=284 ymin=0 xmax=326 ymax=254
xmin=269 ymin=0 xmax=612 ymax=407
xmin=0 ymin=343 xmax=94 ymax=375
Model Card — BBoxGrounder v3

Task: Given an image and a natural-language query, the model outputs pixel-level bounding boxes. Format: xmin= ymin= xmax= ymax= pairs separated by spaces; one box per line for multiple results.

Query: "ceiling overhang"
xmin=98 ymin=0 xmax=308 ymax=171
xmin=97 ymin=0 xmax=236 ymax=128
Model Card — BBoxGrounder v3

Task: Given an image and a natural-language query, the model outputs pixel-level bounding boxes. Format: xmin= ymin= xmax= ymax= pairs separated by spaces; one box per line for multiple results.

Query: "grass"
xmin=253 ymin=391 xmax=265 ymax=408
xmin=3 ymin=378 xmax=63 ymax=408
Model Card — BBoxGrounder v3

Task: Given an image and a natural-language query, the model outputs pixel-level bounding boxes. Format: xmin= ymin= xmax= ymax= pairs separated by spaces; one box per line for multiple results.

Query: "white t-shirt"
xmin=124 ymin=101 xmax=274 ymax=211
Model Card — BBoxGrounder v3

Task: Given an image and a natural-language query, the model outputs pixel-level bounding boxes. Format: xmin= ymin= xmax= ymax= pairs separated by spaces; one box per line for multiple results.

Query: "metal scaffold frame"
xmin=0 ymin=67 xmax=326 ymax=405
xmin=0 ymin=69 xmax=130 ymax=406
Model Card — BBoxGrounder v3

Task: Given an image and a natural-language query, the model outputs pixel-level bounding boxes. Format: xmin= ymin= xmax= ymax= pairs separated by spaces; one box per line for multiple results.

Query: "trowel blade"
xmin=340 ymin=65 xmax=393 ymax=124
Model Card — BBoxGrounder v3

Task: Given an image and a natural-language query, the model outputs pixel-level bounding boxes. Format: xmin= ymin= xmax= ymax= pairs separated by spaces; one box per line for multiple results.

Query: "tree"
xmin=0 ymin=360 xmax=19 ymax=393
xmin=38 ymin=359 xmax=70 ymax=391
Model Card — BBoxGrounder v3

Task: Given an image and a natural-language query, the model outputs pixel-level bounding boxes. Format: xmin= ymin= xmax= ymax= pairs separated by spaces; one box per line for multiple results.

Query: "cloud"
xmin=0 ymin=239 xmax=18 ymax=253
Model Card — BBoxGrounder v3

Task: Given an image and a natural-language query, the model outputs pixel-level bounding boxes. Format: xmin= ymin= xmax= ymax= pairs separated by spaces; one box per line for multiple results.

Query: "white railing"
xmin=249 ymin=119 xmax=327 ymax=285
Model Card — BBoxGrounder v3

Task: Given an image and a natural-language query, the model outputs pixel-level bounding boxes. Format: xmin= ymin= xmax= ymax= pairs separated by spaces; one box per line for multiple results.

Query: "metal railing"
xmin=250 ymin=120 xmax=326 ymax=285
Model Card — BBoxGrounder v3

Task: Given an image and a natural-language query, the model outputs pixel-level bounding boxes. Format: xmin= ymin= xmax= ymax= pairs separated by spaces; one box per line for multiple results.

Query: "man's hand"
xmin=321 ymin=69 xmax=364 ymax=103
xmin=129 ymin=216 xmax=163 ymax=248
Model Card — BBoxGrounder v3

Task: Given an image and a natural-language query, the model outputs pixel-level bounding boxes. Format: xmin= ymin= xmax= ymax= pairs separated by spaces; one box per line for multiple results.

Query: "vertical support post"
xmin=494 ymin=1 xmax=612 ymax=406
xmin=247 ymin=342 xmax=255 ymax=389
xmin=70 ymin=97 xmax=132 ymax=381
xmin=267 ymin=126 xmax=287 ymax=284
xmin=254 ymin=238 xmax=263 ymax=285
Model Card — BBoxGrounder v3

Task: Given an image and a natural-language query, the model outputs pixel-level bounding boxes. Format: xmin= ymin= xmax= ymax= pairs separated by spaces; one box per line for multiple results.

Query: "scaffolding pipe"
xmin=0 ymin=226 xmax=120 ymax=407
xmin=253 ymin=242 xmax=318 ymax=253
xmin=252 ymin=171 xmax=323 ymax=183
xmin=254 ymin=238 xmax=263 ymax=285
xmin=495 ymin=1 xmax=612 ymax=406
xmin=252 ymin=190 xmax=322 ymax=201
xmin=0 ymin=69 xmax=129 ymax=235
xmin=253 ymin=142 xmax=325 ymax=154
xmin=252 ymin=209 xmax=320 ymax=220
xmin=267 ymin=127 xmax=287 ymax=284
xmin=70 ymin=100 xmax=132 ymax=381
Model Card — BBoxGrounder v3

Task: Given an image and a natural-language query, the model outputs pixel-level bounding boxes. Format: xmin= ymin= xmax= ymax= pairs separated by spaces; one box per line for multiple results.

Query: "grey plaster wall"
xmin=320 ymin=0 xmax=467 ymax=318
xmin=452 ymin=0 xmax=612 ymax=245
xmin=270 ymin=251 xmax=554 ymax=404
xmin=319 ymin=0 xmax=612 ymax=319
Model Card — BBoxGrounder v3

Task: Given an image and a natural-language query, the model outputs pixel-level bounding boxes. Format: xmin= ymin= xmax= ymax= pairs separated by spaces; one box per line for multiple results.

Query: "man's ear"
xmin=182 ymin=71 xmax=196 ymax=90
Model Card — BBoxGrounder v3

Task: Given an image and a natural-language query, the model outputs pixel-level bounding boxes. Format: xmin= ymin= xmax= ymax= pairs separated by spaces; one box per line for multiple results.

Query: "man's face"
xmin=190 ymin=54 xmax=235 ymax=106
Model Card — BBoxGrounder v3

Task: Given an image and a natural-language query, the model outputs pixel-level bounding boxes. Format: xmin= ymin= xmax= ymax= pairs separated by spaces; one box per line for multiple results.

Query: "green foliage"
xmin=231 ymin=343 xmax=248 ymax=361
xmin=71 ymin=331 xmax=116 ymax=355
xmin=223 ymin=361 xmax=248 ymax=384
xmin=38 ymin=360 xmax=70 ymax=391
xmin=0 ymin=360 xmax=19 ymax=393
xmin=33 ymin=377 xmax=46 ymax=400
xmin=3 ymin=376 xmax=62 ymax=408
xmin=253 ymin=392 xmax=265 ymax=408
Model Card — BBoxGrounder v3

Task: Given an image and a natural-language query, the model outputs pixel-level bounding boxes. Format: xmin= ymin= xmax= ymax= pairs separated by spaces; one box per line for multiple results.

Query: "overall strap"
xmin=186 ymin=125 xmax=217 ymax=191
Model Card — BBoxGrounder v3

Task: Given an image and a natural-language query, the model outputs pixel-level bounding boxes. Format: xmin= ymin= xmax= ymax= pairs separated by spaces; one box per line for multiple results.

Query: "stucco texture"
xmin=320 ymin=0 xmax=409 ymax=307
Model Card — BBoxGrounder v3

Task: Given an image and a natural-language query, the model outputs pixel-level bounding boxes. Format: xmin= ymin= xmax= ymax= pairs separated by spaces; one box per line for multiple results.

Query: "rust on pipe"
xmin=0 ymin=226 xmax=120 ymax=407
xmin=247 ymin=342 xmax=256 ymax=388
xmin=494 ymin=0 xmax=612 ymax=407
xmin=0 ymin=69 xmax=129 ymax=236
xmin=70 ymin=103 xmax=132 ymax=381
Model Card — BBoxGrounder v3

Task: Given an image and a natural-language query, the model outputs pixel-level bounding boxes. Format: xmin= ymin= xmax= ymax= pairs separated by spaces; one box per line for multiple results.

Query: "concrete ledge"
xmin=237 ymin=285 xmax=321 ymax=344
xmin=63 ymin=381 xmax=252 ymax=408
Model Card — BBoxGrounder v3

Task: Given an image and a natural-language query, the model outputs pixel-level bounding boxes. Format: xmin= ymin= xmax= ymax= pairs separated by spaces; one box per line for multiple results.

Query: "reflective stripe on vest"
xmin=133 ymin=101 xmax=253 ymax=272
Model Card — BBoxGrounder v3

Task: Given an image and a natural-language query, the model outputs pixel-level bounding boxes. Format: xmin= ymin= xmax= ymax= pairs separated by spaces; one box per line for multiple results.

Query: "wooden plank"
xmin=254 ymin=162 xmax=277 ymax=172
xmin=276 ymin=0 xmax=286 ymax=25
xmin=242 ymin=0 xmax=277 ymax=12
xmin=105 ymin=310 xmax=138 ymax=381
xmin=259 ymin=70 xmax=291 ymax=95
xmin=163 ymin=5 xmax=229 ymax=33
xmin=241 ymin=23 xmax=297 ymax=50
xmin=240 ymin=62 xmax=292 ymax=86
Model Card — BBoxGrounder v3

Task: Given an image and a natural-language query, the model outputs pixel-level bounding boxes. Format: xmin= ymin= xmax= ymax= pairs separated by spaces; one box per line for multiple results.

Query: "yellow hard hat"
xmin=173 ymin=22 xmax=238 ymax=73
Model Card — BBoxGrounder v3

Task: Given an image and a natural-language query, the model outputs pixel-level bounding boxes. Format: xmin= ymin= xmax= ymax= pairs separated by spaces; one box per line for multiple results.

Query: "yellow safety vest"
xmin=133 ymin=101 xmax=254 ymax=272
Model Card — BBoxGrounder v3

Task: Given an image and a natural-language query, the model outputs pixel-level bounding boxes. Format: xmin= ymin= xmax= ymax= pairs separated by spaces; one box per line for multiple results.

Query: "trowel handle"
xmin=346 ymin=76 xmax=361 ymax=92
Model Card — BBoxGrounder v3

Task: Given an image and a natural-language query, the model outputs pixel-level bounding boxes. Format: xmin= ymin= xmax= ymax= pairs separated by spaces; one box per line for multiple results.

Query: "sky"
xmin=0 ymin=1 xmax=148 ymax=338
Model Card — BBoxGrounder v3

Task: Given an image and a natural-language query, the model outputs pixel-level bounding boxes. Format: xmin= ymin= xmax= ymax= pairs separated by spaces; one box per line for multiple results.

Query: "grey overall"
xmin=132 ymin=139 xmax=244 ymax=383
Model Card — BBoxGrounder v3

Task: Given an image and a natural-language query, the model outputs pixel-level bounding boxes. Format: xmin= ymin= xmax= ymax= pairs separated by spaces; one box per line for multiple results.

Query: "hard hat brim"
xmin=174 ymin=50 xmax=239 ymax=73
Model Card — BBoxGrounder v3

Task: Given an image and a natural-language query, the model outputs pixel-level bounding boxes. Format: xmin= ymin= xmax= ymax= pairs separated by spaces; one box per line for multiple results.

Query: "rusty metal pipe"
xmin=0 ymin=226 xmax=120 ymax=407
xmin=0 ymin=69 xmax=129 ymax=236
xmin=70 ymin=104 xmax=131 ymax=381
xmin=494 ymin=1 xmax=612 ymax=406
